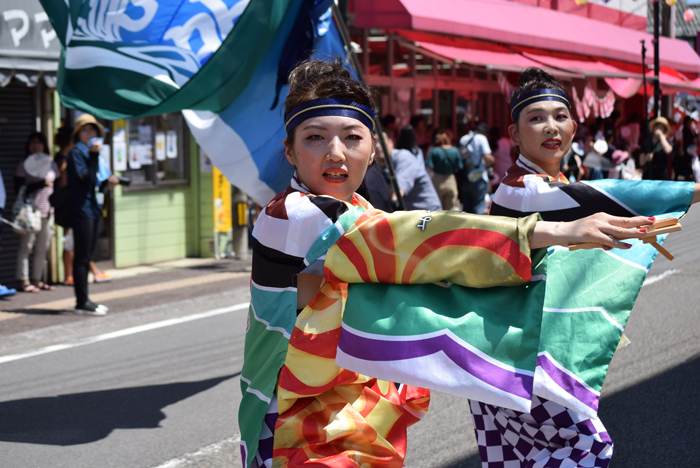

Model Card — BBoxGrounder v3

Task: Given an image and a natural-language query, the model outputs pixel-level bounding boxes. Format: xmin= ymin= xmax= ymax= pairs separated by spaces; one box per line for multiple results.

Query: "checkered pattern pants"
xmin=250 ymin=394 xmax=278 ymax=468
xmin=469 ymin=395 xmax=613 ymax=468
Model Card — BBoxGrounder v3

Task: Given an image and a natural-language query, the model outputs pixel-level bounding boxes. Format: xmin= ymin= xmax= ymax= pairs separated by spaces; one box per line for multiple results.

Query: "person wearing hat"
xmin=561 ymin=141 xmax=584 ymax=182
xmin=14 ymin=132 xmax=59 ymax=293
xmin=640 ymin=116 xmax=673 ymax=180
xmin=67 ymin=114 xmax=118 ymax=315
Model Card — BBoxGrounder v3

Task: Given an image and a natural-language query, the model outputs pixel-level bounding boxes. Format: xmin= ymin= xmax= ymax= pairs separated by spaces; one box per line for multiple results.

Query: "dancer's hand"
xmin=530 ymin=213 xmax=652 ymax=250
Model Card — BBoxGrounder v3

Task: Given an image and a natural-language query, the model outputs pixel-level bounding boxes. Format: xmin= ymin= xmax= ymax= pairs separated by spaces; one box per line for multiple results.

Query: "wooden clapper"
xmin=570 ymin=218 xmax=681 ymax=261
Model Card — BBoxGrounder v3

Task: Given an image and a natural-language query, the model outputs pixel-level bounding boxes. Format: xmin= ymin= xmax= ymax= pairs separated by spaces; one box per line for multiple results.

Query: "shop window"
xmin=115 ymin=113 xmax=189 ymax=191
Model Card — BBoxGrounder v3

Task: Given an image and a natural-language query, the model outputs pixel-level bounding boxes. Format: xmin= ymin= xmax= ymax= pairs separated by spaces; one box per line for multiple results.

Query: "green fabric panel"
xmin=240 ymin=310 xmax=291 ymax=468
xmin=58 ymin=62 xmax=183 ymax=119
xmin=343 ymin=249 xmax=547 ymax=370
xmin=540 ymin=311 xmax=620 ymax=391
xmin=37 ymin=1 xmax=68 ymax=46
xmin=541 ymin=248 xmax=647 ymax=389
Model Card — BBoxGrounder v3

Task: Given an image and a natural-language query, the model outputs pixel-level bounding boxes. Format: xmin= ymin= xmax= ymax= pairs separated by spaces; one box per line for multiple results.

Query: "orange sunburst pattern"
xmin=274 ymin=281 xmax=430 ymax=467
xmin=325 ymin=209 xmax=539 ymax=288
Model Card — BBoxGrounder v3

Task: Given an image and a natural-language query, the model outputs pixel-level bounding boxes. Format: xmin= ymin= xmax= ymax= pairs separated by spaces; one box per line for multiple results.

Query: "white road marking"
xmin=153 ymin=435 xmax=241 ymax=468
xmin=642 ymin=269 xmax=679 ymax=287
xmin=0 ymin=302 xmax=249 ymax=365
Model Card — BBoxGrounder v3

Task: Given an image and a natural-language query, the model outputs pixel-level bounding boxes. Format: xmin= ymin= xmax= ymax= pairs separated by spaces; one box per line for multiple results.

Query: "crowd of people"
xmin=368 ymin=101 xmax=700 ymax=217
xmin=0 ymin=114 xmax=119 ymax=314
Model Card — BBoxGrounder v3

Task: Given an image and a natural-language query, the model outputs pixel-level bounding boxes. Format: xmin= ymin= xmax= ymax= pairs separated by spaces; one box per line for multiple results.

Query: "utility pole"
xmin=641 ymin=39 xmax=648 ymax=127
xmin=653 ymin=0 xmax=660 ymax=119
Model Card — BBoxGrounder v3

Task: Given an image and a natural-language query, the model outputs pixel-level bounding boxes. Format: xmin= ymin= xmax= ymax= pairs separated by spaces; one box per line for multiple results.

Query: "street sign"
xmin=213 ymin=167 xmax=232 ymax=234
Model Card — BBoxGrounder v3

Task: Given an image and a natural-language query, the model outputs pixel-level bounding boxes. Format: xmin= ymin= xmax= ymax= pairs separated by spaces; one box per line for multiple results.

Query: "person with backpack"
xmin=458 ymin=122 xmax=493 ymax=214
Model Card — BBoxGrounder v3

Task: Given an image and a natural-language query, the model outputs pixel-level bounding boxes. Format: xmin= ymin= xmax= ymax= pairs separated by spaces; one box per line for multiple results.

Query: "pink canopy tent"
xmin=355 ymin=0 xmax=700 ymax=74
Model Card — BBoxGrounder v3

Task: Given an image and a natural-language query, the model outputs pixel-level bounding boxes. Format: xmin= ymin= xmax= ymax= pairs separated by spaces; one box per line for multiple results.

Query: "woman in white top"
xmin=14 ymin=132 xmax=59 ymax=292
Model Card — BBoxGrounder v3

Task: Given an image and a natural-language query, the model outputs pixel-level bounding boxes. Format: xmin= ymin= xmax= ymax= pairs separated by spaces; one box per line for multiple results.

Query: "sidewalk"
xmin=0 ymin=256 xmax=252 ymax=336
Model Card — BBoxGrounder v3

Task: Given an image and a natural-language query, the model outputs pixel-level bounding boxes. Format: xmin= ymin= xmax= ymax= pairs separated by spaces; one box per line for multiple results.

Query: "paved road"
xmin=0 ymin=209 xmax=698 ymax=467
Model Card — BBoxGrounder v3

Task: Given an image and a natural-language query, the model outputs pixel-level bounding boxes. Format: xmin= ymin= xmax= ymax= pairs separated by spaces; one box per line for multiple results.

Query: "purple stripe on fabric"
xmin=241 ymin=445 xmax=247 ymax=468
xmin=537 ymin=354 xmax=599 ymax=412
xmin=338 ymin=329 xmax=533 ymax=399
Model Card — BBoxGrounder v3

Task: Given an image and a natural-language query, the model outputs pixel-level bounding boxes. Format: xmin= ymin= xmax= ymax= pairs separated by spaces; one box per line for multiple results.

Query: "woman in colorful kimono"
xmin=240 ymin=60 xmax=652 ymax=468
xmin=475 ymin=67 xmax=700 ymax=468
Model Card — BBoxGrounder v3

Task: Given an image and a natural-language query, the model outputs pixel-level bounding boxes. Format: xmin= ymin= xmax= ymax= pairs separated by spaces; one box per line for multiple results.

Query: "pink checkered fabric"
xmin=469 ymin=395 xmax=613 ymax=468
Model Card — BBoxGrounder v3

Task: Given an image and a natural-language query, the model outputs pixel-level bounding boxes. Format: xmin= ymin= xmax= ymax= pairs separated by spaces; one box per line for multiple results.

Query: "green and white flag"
xmin=39 ymin=0 xmax=349 ymax=205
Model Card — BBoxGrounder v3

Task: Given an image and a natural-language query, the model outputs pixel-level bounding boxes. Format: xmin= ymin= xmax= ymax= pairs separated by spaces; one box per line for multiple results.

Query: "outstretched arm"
xmin=531 ymin=213 xmax=651 ymax=250
xmin=693 ymin=183 xmax=700 ymax=205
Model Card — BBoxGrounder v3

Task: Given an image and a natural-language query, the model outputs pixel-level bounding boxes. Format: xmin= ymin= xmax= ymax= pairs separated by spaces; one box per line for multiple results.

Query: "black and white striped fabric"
xmin=490 ymin=156 xmax=635 ymax=221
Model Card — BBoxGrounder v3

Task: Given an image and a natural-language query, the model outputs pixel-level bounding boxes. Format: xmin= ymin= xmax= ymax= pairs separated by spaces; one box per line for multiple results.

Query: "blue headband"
xmin=285 ymin=98 xmax=376 ymax=134
xmin=510 ymin=88 xmax=571 ymax=121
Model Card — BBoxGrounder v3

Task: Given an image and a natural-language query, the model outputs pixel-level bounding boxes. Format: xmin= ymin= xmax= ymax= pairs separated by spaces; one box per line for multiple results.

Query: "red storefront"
xmin=345 ymin=0 xmax=700 ymax=140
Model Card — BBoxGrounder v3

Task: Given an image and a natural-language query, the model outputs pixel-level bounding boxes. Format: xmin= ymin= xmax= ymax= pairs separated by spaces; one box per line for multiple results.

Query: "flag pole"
xmin=331 ymin=3 xmax=406 ymax=211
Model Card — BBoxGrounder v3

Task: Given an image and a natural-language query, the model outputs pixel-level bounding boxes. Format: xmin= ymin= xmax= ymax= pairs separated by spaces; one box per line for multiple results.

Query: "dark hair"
xmin=283 ymin=59 xmax=377 ymax=148
xmin=433 ymin=128 xmax=450 ymax=146
xmin=475 ymin=122 xmax=489 ymax=134
xmin=381 ymin=114 xmax=397 ymax=128
xmin=396 ymin=125 xmax=418 ymax=153
xmin=409 ymin=114 xmax=425 ymax=129
xmin=55 ymin=126 xmax=74 ymax=149
xmin=25 ymin=131 xmax=48 ymax=156
xmin=511 ymin=67 xmax=570 ymax=124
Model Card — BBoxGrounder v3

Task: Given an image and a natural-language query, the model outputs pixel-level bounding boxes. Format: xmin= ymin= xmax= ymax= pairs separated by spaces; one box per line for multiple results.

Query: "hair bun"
xmin=518 ymin=67 xmax=557 ymax=88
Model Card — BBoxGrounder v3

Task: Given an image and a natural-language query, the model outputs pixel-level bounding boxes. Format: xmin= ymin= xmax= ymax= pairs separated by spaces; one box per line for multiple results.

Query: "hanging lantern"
xmin=684 ymin=8 xmax=695 ymax=22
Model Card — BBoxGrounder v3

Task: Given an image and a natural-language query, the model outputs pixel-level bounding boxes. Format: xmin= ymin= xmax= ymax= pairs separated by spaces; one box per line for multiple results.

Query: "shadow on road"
xmin=436 ymin=454 xmax=481 ymax=468
xmin=0 ymin=374 xmax=238 ymax=446
xmin=3 ymin=308 xmax=66 ymax=315
xmin=436 ymin=355 xmax=700 ymax=468
xmin=599 ymin=354 xmax=700 ymax=464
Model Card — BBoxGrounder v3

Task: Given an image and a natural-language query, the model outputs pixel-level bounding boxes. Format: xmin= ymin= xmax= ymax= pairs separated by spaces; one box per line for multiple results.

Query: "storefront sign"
xmin=0 ymin=0 xmax=59 ymax=57
xmin=213 ymin=167 xmax=232 ymax=233
xmin=112 ymin=120 xmax=127 ymax=172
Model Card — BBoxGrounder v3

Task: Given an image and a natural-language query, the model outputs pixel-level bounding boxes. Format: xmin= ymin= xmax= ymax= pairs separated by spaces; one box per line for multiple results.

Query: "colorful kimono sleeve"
xmin=324 ymin=208 xmax=539 ymax=288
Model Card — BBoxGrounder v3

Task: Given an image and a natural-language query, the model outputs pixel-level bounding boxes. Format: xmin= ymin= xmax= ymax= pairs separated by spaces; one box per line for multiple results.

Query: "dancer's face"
xmin=509 ymin=100 xmax=576 ymax=177
xmin=284 ymin=115 xmax=375 ymax=202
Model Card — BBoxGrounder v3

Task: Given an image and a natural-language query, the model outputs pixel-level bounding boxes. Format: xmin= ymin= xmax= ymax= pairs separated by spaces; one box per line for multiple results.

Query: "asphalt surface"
xmin=0 ymin=209 xmax=698 ymax=467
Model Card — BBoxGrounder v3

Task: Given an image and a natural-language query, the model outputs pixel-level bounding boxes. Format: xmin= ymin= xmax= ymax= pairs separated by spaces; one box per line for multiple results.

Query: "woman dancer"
xmin=241 ymin=60 xmax=650 ymax=468
xmin=480 ymin=67 xmax=700 ymax=468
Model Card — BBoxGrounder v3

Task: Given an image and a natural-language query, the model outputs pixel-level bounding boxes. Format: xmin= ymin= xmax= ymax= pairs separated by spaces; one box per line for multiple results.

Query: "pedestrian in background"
xmin=14 ymin=132 xmax=58 ymax=293
xmin=67 ymin=114 xmax=117 ymax=315
xmin=458 ymin=122 xmax=493 ymax=214
xmin=425 ymin=128 xmax=461 ymax=210
xmin=489 ymin=126 xmax=515 ymax=187
xmin=0 ymin=167 xmax=16 ymax=298
xmin=377 ymin=131 xmax=442 ymax=211
xmin=54 ymin=126 xmax=75 ymax=285
xmin=395 ymin=125 xmax=424 ymax=162
xmin=640 ymin=116 xmax=673 ymax=181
